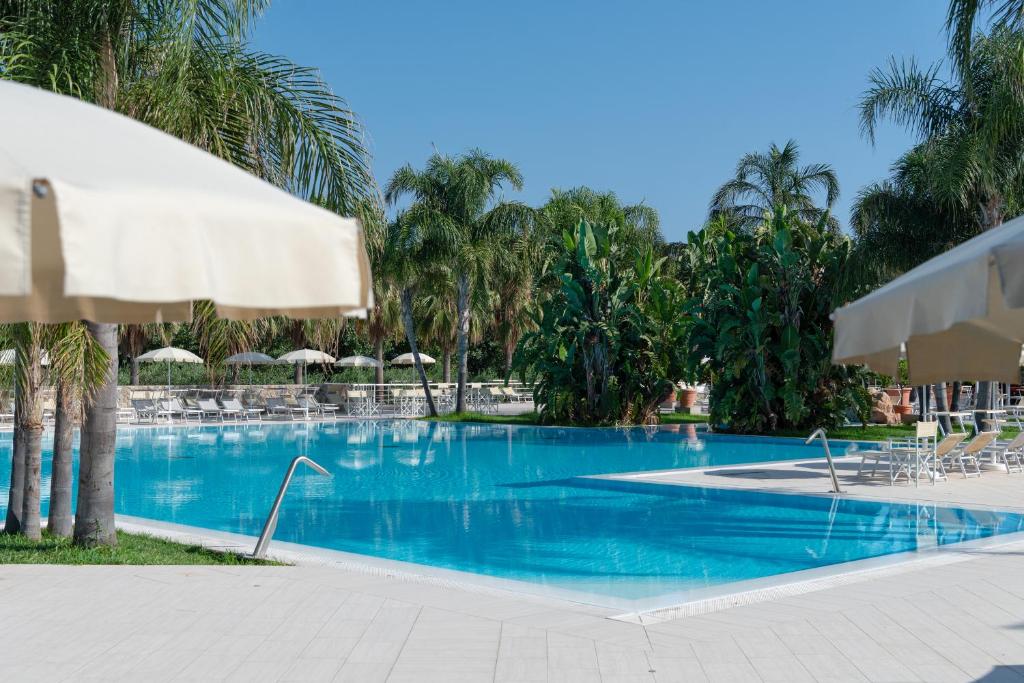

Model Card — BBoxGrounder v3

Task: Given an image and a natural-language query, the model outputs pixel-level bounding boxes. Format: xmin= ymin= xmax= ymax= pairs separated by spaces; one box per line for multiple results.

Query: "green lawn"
xmin=0 ymin=530 xmax=279 ymax=565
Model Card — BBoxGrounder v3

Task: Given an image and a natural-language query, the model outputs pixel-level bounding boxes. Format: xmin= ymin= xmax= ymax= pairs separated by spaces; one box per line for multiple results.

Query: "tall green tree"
xmin=710 ymin=140 xmax=840 ymax=231
xmin=380 ymin=215 xmax=438 ymax=416
xmin=859 ymin=27 xmax=1024 ymax=426
xmin=1 ymin=0 xmax=377 ymax=546
xmin=385 ymin=150 xmax=533 ymax=412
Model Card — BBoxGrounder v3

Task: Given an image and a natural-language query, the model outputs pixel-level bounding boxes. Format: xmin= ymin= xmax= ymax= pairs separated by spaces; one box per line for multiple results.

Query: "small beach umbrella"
xmin=390 ymin=352 xmax=436 ymax=366
xmin=277 ymin=349 xmax=337 ymax=385
xmin=225 ymin=352 xmax=276 ymax=385
xmin=335 ymin=355 xmax=381 ymax=368
xmin=137 ymin=347 xmax=204 ymax=395
xmin=832 ymin=216 xmax=1024 ymax=383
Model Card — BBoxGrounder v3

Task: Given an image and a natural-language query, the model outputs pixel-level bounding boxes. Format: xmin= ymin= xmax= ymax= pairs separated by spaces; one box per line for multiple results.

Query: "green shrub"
xmin=514 ymin=220 xmax=688 ymax=425
xmin=685 ymin=208 xmax=869 ymax=433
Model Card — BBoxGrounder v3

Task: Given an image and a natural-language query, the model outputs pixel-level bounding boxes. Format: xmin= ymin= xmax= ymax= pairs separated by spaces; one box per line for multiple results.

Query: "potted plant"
xmin=677 ymin=388 xmax=698 ymax=410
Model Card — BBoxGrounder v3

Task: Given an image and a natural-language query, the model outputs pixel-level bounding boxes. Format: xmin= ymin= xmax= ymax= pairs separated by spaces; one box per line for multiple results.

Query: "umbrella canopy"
xmin=0 ymin=80 xmax=372 ymax=324
xmin=224 ymin=352 xmax=276 ymax=365
xmin=336 ymin=355 xmax=381 ymax=368
xmin=136 ymin=346 xmax=203 ymax=394
xmin=0 ymin=349 xmax=50 ymax=366
xmin=137 ymin=347 xmax=204 ymax=364
xmin=391 ymin=352 xmax=436 ymax=365
xmin=277 ymin=349 xmax=337 ymax=365
xmin=832 ymin=216 xmax=1024 ymax=384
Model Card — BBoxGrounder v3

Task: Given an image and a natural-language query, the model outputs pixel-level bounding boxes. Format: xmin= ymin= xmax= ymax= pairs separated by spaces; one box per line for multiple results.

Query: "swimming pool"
xmin=2 ymin=420 xmax=1022 ymax=608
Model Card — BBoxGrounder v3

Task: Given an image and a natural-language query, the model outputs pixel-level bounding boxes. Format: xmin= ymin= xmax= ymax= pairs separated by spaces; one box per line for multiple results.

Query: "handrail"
xmin=252 ymin=456 xmax=332 ymax=559
xmin=806 ymin=428 xmax=843 ymax=494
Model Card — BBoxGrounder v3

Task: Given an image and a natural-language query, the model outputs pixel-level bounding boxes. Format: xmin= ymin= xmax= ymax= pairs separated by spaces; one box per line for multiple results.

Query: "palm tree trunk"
xmin=442 ymin=350 xmax=451 ymax=383
xmin=74 ymin=322 xmax=118 ymax=548
xmin=401 ymin=288 xmax=437 ymax=417
xmin=4 ymin=375 xmax=24 ymax=534
xmin=932 ymin=382 xmax=951 ymax=433
xmin=130 ymin=357 xmax=139 ymax=385
xmin=455 ymin=273 xmax=471 ymax=413
xmin=294 ymin=363 xmax=303 ymax=385
xmin=503 ymin=343 xmax=514 ymax=379
xmin=49 ymin=379 xmax=76 ymax=538
xmin=974 ymin=381 xmax=994 ymax=432
xmin=18 ymin=345 xmax=44 ymax=541
xmin=374 ymin=335 xmax=385 ymax=385
xmin=950 ymin=381 xmax=962 ymax=411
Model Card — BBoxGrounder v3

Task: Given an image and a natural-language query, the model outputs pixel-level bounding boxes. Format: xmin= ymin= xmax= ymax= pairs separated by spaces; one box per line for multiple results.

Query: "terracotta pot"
xmin=900 ymin=388 xmax=913 ymax=405
xmin=946 ymin=386 xmax=954 ymax=406
xmin=678 ymin=388 xmax=698 ymax=409
xmin=893 ymin=404 xmax=913 ymax=415
xmin=884 ymin=387 xmax=901 ymax=401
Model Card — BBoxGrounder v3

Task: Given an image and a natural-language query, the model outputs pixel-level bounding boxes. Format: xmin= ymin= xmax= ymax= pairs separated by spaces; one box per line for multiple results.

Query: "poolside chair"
xmin=296 ymin=395 xmax=338 ymax=419
xmin=942 ymin=431 xmax=998 ymax=478
xmin=984 ymin=431 xmax=1024 ymax=474
xmin=216 ymin=398 xmax=243 ymax=421
xmin=265 ymin=396 xmax=305 ymax=420
xmin=197 ymin=398 xmax=226 ymax=422
xmin=221 ymin=398 xmax=262 ymax=422
xmin=131 ymin=399 xmax=157 ymax=424
xmin=859 ymin=421 xmax=942 ymax=485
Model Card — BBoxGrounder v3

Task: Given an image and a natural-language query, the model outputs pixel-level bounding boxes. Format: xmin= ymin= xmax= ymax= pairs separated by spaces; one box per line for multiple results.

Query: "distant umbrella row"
xmin=0 ymin=347 xmax=436 ymax=369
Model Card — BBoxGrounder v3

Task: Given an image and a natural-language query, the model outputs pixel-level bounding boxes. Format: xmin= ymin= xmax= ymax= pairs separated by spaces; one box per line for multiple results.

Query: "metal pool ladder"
xmin=253 ymin=456 xmax=332 ymax=559
xmin=806 ymin=428 xmax=843 ymax=494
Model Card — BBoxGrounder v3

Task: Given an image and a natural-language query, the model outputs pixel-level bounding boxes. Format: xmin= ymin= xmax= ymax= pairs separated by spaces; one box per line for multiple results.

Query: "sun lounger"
xmin=984 ymin=431 xmax=1024 ymax=474
xmin=943 ymin=431 xmax=998 ymax=478
xmin=221 ymin=398 xmax=263 ymax=422
xmin=131 ymin=399 xmax=157 ymax=424
xmin=197 ymin=398 xmax=227 ymax=422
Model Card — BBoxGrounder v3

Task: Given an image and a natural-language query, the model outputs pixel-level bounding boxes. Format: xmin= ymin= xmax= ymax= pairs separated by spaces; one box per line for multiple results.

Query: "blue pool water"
xmin=2 ymin=420 xmax=1022 ymax=606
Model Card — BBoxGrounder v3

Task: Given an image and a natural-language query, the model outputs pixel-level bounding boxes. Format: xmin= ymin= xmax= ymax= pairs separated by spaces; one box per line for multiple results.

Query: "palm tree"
xmin=384 ymin=150 xmax=533 ymax=413
xmin=858 ymin=28 xmax=1024 ymax=428
xmin=45 ymin=323 xmax=109 ymax=537
xmin=710 ymin=140 xmax=839 ymax=231
xmin=1 ymin=0 xmax=378 ymax=546
xmin=380 ymin=215 xmax=438 ymax=416
xmin=946 ymin=0 xmax=1024 ymax=80
xmin=417 ymin=282 xmax=458 ymax=382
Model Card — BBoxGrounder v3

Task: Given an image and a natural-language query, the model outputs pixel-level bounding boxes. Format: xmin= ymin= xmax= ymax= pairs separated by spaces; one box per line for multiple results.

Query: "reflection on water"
xmin=0 ymin=421 xmax=1021 ymax=603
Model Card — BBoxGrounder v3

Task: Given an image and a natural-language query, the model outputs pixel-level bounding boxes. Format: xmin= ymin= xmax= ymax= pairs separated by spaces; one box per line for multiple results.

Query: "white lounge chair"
xmin=984 ymin=431 xmax=1024 ymax=474
xmin=197 ymin=398 xmax=226 ymax=422
xmin=222 ymin=398 xmax=262 ymax=422
xmin=942 ymin=431 xmax=998 ymax=478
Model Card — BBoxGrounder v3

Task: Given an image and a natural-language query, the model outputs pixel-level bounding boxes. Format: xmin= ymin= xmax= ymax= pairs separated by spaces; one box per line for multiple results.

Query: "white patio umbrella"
xmin=0 ymin=349 xmax=50 ymax=366
xmin=832 ymin=216 xmax=1024 ymax=384
xmin=277 ymin=349 xmax=337 ymax=385
xmin=335 ymin=355 xmax=381 ymax=368
xmin=390 ymin=352 xmax=436 ymax=366
xmin=136 ymin=346 xmax=204 ymax=395
xmin=0 ymin=80 xmax=372 ymax=324
xmin=225 ymin=352 xmax=276 ymax=365
xmin=225 ymin=352 xmax=276 ymax=385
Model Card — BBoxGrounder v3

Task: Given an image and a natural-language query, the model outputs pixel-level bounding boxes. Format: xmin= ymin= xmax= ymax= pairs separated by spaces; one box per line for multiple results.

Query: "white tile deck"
xmin=4 ymin=448 xmax=1024 ymax=680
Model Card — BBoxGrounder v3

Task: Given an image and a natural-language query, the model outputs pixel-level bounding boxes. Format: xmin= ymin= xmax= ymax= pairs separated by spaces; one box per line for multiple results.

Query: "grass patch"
xmin=0 ymin=530 xmax=279 ymax=565
xmin=659 ymin=413 xmax=711 ymax=425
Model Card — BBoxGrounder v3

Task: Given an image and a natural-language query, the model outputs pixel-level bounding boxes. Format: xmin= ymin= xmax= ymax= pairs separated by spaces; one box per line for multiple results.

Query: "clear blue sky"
xmin=254 ymin=0 xmax=950 ymax=242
